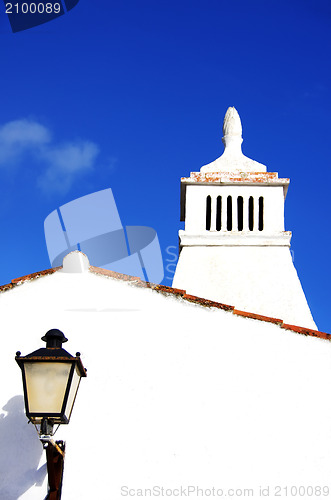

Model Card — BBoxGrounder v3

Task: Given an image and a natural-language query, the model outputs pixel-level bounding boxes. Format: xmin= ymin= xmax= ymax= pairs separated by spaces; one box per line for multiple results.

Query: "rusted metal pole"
xmin=45 ymin=440 xmax=65 ymax=500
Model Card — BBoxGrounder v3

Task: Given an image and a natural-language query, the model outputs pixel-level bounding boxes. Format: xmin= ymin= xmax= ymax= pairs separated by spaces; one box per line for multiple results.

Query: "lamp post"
xmin=16 ymin=329 xmax=87 ymax=500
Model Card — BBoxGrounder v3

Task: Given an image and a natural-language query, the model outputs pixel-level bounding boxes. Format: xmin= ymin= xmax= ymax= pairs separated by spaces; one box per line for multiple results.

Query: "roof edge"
xmin=0 ymin=264 xmax=328 ymax=342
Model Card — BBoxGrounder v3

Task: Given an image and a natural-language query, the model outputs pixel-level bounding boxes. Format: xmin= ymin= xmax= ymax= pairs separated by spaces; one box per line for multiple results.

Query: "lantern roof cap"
xmin=41 ymin=329 xmax=68 ymax=346
xmin=16 ymin=329 xmax=75 ymax=360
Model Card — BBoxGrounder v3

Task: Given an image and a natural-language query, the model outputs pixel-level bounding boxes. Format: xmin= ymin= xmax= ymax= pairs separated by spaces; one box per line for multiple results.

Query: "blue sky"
xmin=0 ymin=0 xmax=330 ymax=331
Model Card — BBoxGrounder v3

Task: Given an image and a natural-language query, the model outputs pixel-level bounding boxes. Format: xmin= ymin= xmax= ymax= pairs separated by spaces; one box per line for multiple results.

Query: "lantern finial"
xmin=41 ymin=329 xmax=68 ymax=348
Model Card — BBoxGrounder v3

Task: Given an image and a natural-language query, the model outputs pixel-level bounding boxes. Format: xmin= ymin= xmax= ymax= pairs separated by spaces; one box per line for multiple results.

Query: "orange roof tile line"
xmin=1 ymin=264 xmax=330 ymax=342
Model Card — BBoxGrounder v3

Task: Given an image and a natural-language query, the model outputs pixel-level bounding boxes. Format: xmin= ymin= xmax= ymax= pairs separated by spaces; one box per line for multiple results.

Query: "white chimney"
xmin=172 ymin=107 xmax=317 ymax=330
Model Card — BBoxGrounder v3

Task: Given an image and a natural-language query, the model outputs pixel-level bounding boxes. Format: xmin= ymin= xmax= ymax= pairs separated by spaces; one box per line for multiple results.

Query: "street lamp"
xmin=16 ymin=329 xmax=87 ymax=499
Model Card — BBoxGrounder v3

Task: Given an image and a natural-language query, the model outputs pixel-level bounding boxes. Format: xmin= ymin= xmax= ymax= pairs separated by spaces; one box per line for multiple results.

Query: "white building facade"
xmin=0 ymin=252 xmax=330 ymax=500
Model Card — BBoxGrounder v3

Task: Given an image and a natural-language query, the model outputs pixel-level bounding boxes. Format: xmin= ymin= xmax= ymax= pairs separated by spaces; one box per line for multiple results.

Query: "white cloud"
xmin=0 ymin=118 xmax=100 ymax=194
xmin=0 ymin=119 xmax=51 ymax=165
xmin=0 ymin=119 xmax=51 ymax=146
xmin=37 ymin=141 xmax=100 ymax=194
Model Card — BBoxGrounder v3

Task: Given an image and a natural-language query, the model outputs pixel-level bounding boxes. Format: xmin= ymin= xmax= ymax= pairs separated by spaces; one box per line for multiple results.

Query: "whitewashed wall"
xmin=173 ymin=245 xmax=316 ymax=330
xmin=0 ymin=255 xmax=330 ymax=499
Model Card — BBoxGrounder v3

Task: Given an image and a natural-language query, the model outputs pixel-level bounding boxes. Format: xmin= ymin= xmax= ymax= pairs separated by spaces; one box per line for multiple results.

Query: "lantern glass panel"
xmin=64 ymin=364 xmax=81 ymax=421
xmin=25 ymin=362 xmax=71 ymax=414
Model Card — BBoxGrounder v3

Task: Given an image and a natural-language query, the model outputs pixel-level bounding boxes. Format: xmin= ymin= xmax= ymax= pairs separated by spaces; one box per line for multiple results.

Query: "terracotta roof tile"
xmin=89 ymin=265 xmax=143 ymax=282
xmin=233 ymin=309 xmax=283 ymax=325
xmin=0 ymin=263 xmax=328 ymax=342
xmin=10 ymin=267 xmax=61 ymax=284
xmin=150 ymin=284 xmax=186 ymax=296
xmin=183 ymin=293 xmax=235 ymax=311
xmin=0 ymin=283 xmax=14 ymax=292
xmin=0 ymin=267 xmax=61 ymax=291
xmin=281 ymin=323 xmax=331 ymax=341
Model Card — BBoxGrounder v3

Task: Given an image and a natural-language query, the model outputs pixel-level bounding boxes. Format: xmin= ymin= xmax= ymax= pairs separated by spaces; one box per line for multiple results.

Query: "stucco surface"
xmin=0 ymin=262 xmax=330 ymax=499
xmin=173 ymin=245 xmax=317 ymax=330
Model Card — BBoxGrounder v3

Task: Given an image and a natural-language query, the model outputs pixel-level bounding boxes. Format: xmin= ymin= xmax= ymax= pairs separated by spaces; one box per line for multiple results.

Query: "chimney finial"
xmin=222 ymin=107 xmax=243 ymax=152
xmin=200 ymin=106 xmax=267 ymax=173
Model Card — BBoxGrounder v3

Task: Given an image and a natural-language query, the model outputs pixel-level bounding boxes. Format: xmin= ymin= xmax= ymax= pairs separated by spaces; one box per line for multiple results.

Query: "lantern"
xmin=16 ymin=329 xmax=86 ymax=435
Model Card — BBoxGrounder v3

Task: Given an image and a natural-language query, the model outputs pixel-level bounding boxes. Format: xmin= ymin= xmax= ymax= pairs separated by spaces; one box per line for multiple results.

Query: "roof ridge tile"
xmin=233 ymin=309 xmax=283 ymax=325
xmin=281 ymin=323 xmax=331 ymax=341
xmin=10 ymin=267 xmax=61 ymax=284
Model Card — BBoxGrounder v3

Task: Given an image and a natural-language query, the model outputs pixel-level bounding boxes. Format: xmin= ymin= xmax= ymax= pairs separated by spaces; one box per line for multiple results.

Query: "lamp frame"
xmin=16 ymin=354 xmax=86 ymax=425
xmin=16 ymin=329 xmax=87 ymax=429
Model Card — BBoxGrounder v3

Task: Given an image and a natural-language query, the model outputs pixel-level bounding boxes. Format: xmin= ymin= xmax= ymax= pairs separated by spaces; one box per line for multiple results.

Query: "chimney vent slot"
xmin=206 ymin=196 xmax=211 ymax=231
xmin=237 ymin=196 xmax=243 ymax=231
xmin=216 ymin=196 xmax=222 ymax=231
xmin=227 ymin=196 xmax=232 ymax=231
xmin=259 ymin=197 xmax=264 ymax=231
xmin=249 ymin=196 xmax=254 ymax=231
